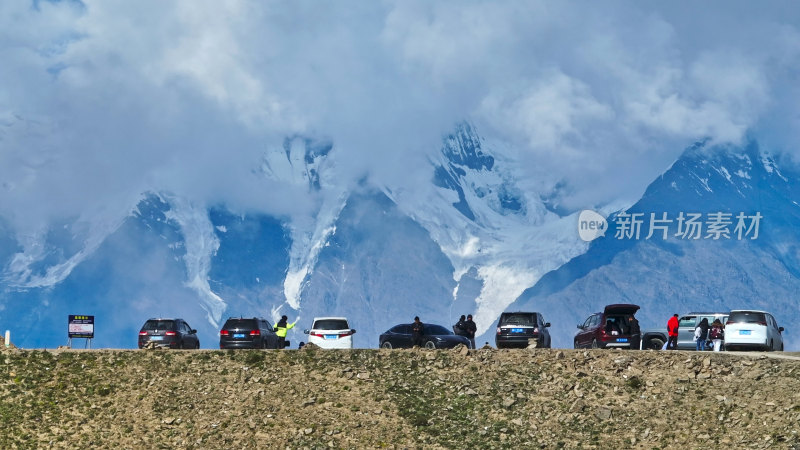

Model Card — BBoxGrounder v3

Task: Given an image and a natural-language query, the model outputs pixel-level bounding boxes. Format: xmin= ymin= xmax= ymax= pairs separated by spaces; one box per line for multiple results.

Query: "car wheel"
xmin=380 ymin=341 xmax=393 ymax=349
xmin=591 ymin=339 xmax=599 ymax=349
xmin=424 ymin=341 xmax=436 ymax=350
xmin=195 ymin=342 xmax=200 ymax=350
xmin=780 ymin=343 xmax=784 ymax=352
xmin=647 ymin=338 xmax=664 ymax=351
xmin=769 ymin=340 xmax=774 ymax=352
xmin=180 ymin=340 xmax=186 ymax=349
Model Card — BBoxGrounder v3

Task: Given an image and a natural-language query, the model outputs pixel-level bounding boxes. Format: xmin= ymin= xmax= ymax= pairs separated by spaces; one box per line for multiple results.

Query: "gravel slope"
xmin=2 ymin=346 xmax=799 ymax=449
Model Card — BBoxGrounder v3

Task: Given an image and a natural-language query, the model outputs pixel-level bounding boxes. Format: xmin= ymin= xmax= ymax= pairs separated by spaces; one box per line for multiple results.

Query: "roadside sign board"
xmin=68 ymin=315 xmax=94 ymax=339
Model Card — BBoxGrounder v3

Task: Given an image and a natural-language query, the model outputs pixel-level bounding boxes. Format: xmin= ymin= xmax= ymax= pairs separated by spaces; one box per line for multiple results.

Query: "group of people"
xmin=410 ymin=315 xmax=477 ymax=349
xmin=666 ymin=314 xmax=725 ymax=351
xmin=453 ymin=314 xmax=478 ymax=349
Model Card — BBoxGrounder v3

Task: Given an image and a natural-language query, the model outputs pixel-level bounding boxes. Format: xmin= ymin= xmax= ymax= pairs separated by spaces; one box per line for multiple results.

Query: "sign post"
xmin=68 ymin=315 xmax=94 ymax=349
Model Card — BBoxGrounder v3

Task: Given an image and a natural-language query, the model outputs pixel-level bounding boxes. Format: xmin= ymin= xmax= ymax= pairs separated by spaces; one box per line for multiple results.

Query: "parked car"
xmin=495 ymin=311 xmax=551 ymax=348
xmin=676 ymin=312 xmax=729 ymax=350
xmin=379 ymin=323 xmax=470 ymax=349
xmin=724 ymin=310 xmax=784 ymax=351
xmin=640 ymin=311 xmax=729 ymax=350
xmin=219 ymin=317 xmax=280 ymax=349
xmin=138 ymin=318 xmax=200 ymax=349
xmin=303 ymin=317 xmax=356 ymax=349
xmin=574 ymin=304 xmax=640 ymax=349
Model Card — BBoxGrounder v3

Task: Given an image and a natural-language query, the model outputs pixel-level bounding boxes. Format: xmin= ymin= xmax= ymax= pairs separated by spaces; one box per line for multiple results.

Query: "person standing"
xmin=465 ymin=314 xmax=477 ymax=350
xmin=709 ymin=319 xmax=725 ymax=352
xmin=627 ymin=315 xmax=641 ymax=350
xmin=411 ymin=316 xmax=424 ymax=347
xmin=274 ymin=315 xmax=297 ymax=349
xmin=667 ymin=314 xmax=679 ymax=350
xmin=696 ymin=318 xmax=710 ymax=351
xmin=453 ymin=315 xmax=467 ymax=337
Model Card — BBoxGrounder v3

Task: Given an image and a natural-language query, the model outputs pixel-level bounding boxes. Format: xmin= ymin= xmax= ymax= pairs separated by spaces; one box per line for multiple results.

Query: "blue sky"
xmin=1 ymin=0 xmax=799 ymax=236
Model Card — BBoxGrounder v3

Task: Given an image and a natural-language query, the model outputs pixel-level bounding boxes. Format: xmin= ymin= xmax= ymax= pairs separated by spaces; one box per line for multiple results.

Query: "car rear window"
xmin=313 ymin=319 xmax=350 ymax=330
xmin=223 ymin=319 xmax=257 ymax=329
xmin=500 ymin=313 xmax=536 ymax=326
xmin=728 ymin=311 xmax=766 ymax=324
xmin=142 ymin=320 xmax=174 ymax=330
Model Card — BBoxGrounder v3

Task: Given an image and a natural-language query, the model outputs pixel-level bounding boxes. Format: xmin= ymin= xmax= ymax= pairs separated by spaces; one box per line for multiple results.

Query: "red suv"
xmin=574 ymin=304 xmax=640 ymax=349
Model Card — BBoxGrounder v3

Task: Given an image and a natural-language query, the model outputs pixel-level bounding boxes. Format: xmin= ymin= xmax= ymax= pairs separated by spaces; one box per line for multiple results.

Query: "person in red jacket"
xmin=667 ymin=314 xmax=679 ymax=350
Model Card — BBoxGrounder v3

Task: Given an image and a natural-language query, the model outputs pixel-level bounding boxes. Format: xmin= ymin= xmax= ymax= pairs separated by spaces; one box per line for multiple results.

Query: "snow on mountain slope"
xmin=0 ymin=194 xmax=218 ymax=348
xmin=382 ymin=123 xmax=588 ymax=335
xmin=504 ymin=139 xmax=800 ymax=350
xmin=259 ymin=136 xmax=348 ymax=317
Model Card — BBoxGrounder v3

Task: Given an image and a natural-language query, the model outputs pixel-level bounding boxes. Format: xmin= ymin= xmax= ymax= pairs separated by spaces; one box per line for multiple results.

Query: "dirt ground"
xmin=2 ymin=345 xmax=799 ymax=449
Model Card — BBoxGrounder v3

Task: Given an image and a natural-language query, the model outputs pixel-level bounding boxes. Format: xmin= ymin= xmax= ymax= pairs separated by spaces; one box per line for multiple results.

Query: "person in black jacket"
xmin=698 ymin=318 xmax=710 ymax=351
xmin=626 ymin=315 xmax=641 ymax=350
xmin=454 ymin=315 xmax=467 ymax=337
xmin=411 ymin=316 xmax=424 ymax=347
xmin=465 ymin=314 xmax=477 ymax=349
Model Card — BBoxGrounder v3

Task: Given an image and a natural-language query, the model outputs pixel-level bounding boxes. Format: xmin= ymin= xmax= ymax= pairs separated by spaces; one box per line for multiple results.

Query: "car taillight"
xmin=310 ymin=332 xmax=325 ymax=338
xmin=338 ymin=331 xmax=353 ymax=337
xmin=757 ymin=321 xmax=767 ymax=326
xmin=220 ymin=329 xmax=229 ymax=336
xmin=250 ymin=329 xmax=260 ymax=336
xmin=165 ymin=331 xmax=177 ymax=336
xmin=533 ymin=327 xmax=539 ymax=333
xmin=138 ymin=331 xmax=148 ymax=336
xmin=726 ymin=320 xmax=733 ymax=325
xmin=496 ymin=327 xmax=501 ymax=335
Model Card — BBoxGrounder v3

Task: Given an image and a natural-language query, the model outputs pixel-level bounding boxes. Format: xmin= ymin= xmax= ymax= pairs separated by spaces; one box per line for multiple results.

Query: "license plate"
xmin=616 ymin=338 xmax=628 ymax=342
xmin=150 ymin=336 xmax=163 ymax=341
xmin=233 ymin=333 xmax=245 ymax=339
xmin=740 ymin=330 xmax=751 ymax=335
xmin=325 ymin=335 xmax=338 ymax=340
xmin=511 ymin=328 xmax=524 ymax=333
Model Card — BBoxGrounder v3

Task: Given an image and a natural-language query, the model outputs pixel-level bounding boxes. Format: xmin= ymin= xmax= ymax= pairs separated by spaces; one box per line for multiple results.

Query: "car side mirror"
xmin=191 ymin=329 xmax=197 ymax=334
xmin=577 ymin=324 xmax=584 ymax=329
xmin=351 ymin=329 xmax=357 ymax=334
xmin=545 ymin=323 xmax=551 ymax=328
xmin=779 ymin=327 xmax=784 ymax=332
xmin=303 ymin=329 xmax=309 ymax=334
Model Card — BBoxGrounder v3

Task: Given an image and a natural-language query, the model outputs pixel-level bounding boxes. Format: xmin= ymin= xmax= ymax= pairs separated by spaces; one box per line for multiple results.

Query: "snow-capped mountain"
xmin=1 ymin=126 xmax=798 ymax=351
xmin=0 ymin=123 xmax=585 ymax=348
xmin=502 ymin=139 xmax=800 ymax=350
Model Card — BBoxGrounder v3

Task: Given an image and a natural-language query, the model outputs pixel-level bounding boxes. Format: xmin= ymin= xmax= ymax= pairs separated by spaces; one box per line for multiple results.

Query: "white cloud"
xmin=0 ymin=0 xmax=798 ymax=240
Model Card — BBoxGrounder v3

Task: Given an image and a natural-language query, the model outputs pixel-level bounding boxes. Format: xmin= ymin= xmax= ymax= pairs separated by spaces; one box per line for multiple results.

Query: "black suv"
xmin=219 ymin=317 xmax=279 ymax=349
xmin=138 ymin=318 xmax=200 ymax=349
xmin=495 ymin=312 xmax=552 ymax=348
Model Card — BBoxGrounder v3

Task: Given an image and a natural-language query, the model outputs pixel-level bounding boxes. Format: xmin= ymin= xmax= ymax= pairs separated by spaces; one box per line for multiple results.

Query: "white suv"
xmin=303 ymin=317 xmax=356 ymax=349
xmin=724 ymin=310 xmax=785 ymax=352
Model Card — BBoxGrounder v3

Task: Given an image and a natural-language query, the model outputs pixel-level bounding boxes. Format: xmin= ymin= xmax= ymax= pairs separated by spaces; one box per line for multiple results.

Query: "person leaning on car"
xmin=274 ymin=315 xmax=297 ymax=349
xmin=411 ymin=316 xmax=424 ymax=347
